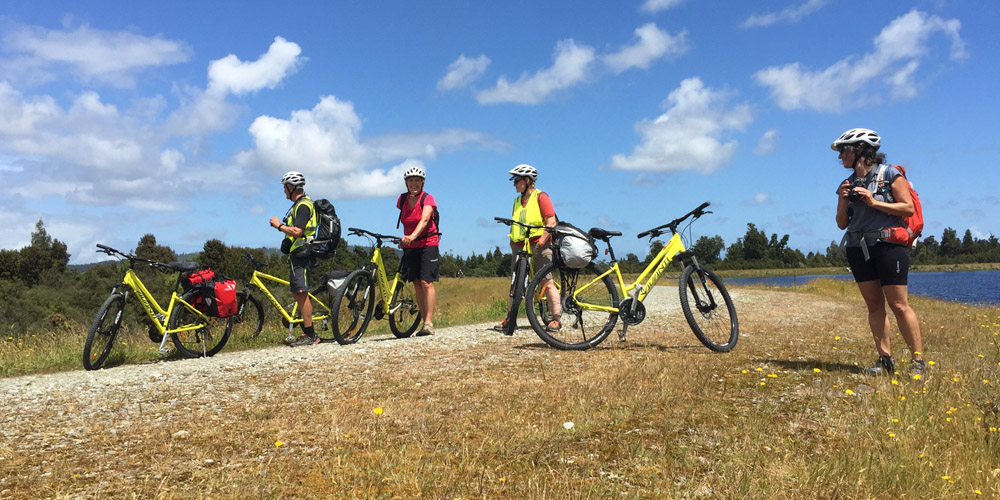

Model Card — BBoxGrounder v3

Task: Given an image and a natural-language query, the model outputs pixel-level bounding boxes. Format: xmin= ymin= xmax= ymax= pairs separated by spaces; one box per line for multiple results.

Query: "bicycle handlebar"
xmin=493 ymin=217 xmax=546 ymax=230
xmin=347 ymin=227 xmax=440 ymax=245
xmin=636 ymin=201 xmax=712 ymax=239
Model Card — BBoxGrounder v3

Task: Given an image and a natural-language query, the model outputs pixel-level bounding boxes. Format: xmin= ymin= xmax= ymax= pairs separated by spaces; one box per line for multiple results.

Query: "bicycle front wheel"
xmin=388 ymin=280 xmax=421 ymax=338
xmin=83 ymin=293 xmax=125 ymax=370
xmin=229 ymin=292 xmax=264 ymax=339
xmin=678 ymin=266 xmax=738 ymax=352
xmin=526 ymin=262 xmax=619 ymax=350
xmin=331 ymin=270 xmax=375 ymax=344
xmin=505 ymin=256 xmax=529 ymax=335
xmin=169 ymin=290 xmax=232 ymax=358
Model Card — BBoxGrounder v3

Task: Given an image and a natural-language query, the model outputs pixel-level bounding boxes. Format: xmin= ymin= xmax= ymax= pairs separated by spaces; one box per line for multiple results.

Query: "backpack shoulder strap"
xmin=875 ymin=164 xmax=895 ymax=202
xmin=396 ymin=192 xmax=407 ymax=229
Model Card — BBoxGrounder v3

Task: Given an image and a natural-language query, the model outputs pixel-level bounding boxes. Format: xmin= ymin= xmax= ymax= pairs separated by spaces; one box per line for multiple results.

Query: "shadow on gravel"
xmin=763 ymin=359 xmax=863 ymax=375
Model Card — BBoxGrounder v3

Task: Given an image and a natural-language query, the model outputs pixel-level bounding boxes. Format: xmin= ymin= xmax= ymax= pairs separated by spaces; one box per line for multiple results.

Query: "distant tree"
xmin=690 ymin=235 xmax=725 ymax=265
xmin=201 ymin=239 xmax=228 ymax=271
xmin=961 ymin=229 xmax=976 ymax=255
xmin=939 ymin=228 xmax=960 ymax=258
xmin=135 ymin=234 xmax=177 ymax=263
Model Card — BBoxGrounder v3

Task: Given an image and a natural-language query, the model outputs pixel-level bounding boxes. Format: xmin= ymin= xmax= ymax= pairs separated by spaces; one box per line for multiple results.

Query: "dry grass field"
xmin=1 ymin=277 xmax=999 ymax=499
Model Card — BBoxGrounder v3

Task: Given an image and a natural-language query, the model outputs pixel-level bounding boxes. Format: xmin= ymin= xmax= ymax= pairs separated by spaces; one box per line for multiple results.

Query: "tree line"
xmin=2 ymin=220 xmax=997 ymax=336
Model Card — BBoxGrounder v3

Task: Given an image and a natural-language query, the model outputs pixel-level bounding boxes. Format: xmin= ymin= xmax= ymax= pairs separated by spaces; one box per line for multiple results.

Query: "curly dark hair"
xmin=844 ymin=143 xmax=886 ymax=166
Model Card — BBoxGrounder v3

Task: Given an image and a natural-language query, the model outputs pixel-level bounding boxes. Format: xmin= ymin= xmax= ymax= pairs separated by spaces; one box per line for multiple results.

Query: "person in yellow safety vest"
xmin=495 ymin=163 xmax=562 ymax=334
xmin=269 ymin=171 xmax=320 ymax=347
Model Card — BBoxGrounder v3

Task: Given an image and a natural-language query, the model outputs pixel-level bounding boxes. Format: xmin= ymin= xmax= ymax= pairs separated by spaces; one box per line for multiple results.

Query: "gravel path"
xmin=0 ymin=286 xmax=751 ymax=471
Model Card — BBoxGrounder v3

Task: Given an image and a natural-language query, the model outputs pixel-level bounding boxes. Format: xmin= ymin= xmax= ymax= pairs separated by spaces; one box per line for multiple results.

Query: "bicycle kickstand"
xmin=618 ymin=323 xmax=629 ymax=342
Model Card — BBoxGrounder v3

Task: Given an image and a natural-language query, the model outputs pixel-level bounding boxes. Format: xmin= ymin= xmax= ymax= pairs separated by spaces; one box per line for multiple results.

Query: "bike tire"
xmin=388 ymin=280 xmax=421 ymax=338
xmin=83 ymin=293 xmax=125 ymax=370
xmin=168 ymin=290 xmax=232 ymax=358
xmin=678 ymin=265 xmax=739 ymax=352
xmin=229 ymin=292 xmax=264 ymax=339
xmin=526 ymin=261 xmax=619 ymax=350
xmin=505 ymin=257 xmax=529 ymax=335
xmin=331 ymin=270 xmax=375 ymax=344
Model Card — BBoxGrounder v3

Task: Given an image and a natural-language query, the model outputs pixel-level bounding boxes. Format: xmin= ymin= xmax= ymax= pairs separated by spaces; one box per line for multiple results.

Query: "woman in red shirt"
xmin=398 ymin=165 xmax=440 ymax=336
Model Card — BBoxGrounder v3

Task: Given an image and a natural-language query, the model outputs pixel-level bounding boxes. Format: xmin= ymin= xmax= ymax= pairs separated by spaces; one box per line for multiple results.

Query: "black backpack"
xmin=309 ymin=198 xmax=341 ymax=259
xmin=396 ymin=192 xmax=439 ymax=235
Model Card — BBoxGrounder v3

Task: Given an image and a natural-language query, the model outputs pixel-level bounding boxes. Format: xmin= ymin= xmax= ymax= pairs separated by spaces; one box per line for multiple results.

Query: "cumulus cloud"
xmin=476 ymin=39 xmax=595 ymax=105
xmin=603 ymin=23 xmax=689 ymax=74
xmin=754 ymin=129 xmax=779 ymax=156
xmin=242 ymin=95 xmax=500 ymax=198
xmin=207 ymin=36 xmax=304 ymax=96
xmin=0 ymin=23 xmax=189 ymax=87
xmin=741 ymin=0 xmax=830 ymax=28
xmin=437 ymin=54 xmax=491 ymax=91
xmin=754 ymin=9 xmax=966 ymax=112
xmin=639 ymin=0 xmax=685 ymax=14
xmin=610 ymin=78 xmax=752 ymax=174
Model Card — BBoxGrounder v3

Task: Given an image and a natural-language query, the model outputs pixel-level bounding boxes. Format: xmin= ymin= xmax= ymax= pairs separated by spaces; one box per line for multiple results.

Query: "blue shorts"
xmin=846 ymin=243 xmax=909 ymax=286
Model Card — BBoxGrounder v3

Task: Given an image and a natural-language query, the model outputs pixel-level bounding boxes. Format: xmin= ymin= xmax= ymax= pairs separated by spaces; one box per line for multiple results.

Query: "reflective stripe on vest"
xmin=284 ymin=195 xmax=317 ymax=253
xmin=510 ymin=189 xmax=545 ymax=242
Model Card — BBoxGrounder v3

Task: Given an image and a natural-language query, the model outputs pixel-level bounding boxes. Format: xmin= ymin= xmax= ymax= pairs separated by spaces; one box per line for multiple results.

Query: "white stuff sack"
xmin=555 ymin=222 xmax=596 ymax=269
xmin=324 ymin=270 xmax=352 ymax=296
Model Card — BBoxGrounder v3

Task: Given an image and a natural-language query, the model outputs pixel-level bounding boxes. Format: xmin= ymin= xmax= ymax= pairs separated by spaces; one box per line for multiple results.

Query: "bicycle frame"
xmin=245 ymin=269 xmax=331 ymax=333
xmin=115 ymin=267 xmax=207 ymax=354
xmin=574 ymin=230 xmax=687 ymax=314
xmin=364 ymin=242 xmax=407 ymax=316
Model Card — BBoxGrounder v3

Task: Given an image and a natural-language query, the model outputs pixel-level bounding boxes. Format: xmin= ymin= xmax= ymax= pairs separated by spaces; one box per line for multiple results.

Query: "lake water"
xmin=725 ymin=270 xmax=1000 ymax=306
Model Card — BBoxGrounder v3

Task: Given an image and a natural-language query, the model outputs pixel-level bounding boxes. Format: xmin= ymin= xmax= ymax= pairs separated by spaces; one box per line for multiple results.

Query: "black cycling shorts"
xmin=846 ymin=242 xmax=909 ymax=286
xmin=288 ymin=254 xmax=316 ymax=293
xmin=401 ymin=246 xmax=440 ymax=283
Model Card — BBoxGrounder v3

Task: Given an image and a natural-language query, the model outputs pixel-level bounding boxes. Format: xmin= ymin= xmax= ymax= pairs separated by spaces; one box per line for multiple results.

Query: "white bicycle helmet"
xmin=831 ymin=128 xmax=881 ymax=151
xmin=403 ymin=165 xmax=425 ymax=179
xmin=280 ymin=171 xmax=306 ymax=187
xmin=508 ymin=163 xmax=538 ymax=181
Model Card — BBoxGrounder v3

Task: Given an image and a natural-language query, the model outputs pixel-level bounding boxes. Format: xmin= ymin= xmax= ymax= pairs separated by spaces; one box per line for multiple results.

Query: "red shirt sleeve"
xmin=537 ymin=192 xmax=555 ymax=219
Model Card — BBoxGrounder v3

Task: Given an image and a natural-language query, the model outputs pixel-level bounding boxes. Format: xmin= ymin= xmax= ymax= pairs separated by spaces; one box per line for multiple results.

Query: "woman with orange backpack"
xmin=834 ymin=128 xmax=925 ymax=376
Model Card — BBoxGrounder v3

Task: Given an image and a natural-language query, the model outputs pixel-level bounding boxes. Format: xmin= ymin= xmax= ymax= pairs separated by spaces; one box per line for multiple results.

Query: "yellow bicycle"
xmin=493 ymin=217 xmax=557 ymax=336
xmin=84 ymin=244 xmax=234 ymax=370
xmin=524 ymin=202 xmax=739 ymax=352
xmin=232 ymin=252 xmax=334 ymax=342
xmin=329 ymin=228 xmax=429 ymax=344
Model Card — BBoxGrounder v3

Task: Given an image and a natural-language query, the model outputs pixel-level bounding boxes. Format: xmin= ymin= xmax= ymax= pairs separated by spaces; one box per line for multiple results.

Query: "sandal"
xmin=545 ymin=319 xmax=562 ymax=332
xmin=492 ymin=319 xmax=509 ymax=332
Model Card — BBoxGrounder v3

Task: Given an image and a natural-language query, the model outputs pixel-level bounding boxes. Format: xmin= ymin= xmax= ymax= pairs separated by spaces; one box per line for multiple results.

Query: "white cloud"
xmin=741 ymin=0 xmax=830 ymax=28
xmin=754 ymin=129 xmax=779 ymax=156
xmin=476 ymin=39 xmax=595 ymax=105
xmin=603 ymin=23 xmax=689 ymax=74
xmin=243 ymin=96 xmax=500 ymax=198
xmin=437 ymin=54 xmax=491 ymax=91
xmin=754 ymin=9 xmax=966 ymax=112
xmin=611 ymin=78 xmax=752 ymax=174
xmin=1 ymin=23 xmax=189 ymax=87
xmin=207 ymin=36 xmax=304 ymax=96
xmin=639 ymin=0 xmax=685 ymax=14
xmin=754 ymin=193 xmax=771 ymax=205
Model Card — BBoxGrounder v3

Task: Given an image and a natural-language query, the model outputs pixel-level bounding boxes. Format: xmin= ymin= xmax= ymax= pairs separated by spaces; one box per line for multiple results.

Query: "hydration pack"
xmin=876 ymin=164 xmax=923 ymax=248
xmin=309 ymin=198 xmax=341 ymax=259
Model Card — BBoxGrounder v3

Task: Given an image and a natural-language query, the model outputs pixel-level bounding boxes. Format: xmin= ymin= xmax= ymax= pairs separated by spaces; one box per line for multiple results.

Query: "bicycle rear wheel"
xmin=526 ymin=262 xmax=619 ymax=350
xmin=83 ymin=293 xmax=125 ymax=370
xmin=678 ymin=265 xmax=738 ymax=352
xmin=169 ymin=290 xmax=232 ymax=358
xmin=388 ymin=280 xmax=421 ymax=338
xmin=331 ymin=270 xmax=375 ymax=344
xmin=229 ymin=292 xmax=264 ymax=339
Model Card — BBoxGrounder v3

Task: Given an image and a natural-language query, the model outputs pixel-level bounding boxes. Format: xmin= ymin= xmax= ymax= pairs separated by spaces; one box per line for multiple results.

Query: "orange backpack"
xmin=876 ymin=164 xmax=923 ymax=248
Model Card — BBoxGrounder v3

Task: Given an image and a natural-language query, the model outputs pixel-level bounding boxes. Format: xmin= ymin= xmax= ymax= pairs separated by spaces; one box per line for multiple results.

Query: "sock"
xmin=303 ymin=325 xmax=316 ymax=338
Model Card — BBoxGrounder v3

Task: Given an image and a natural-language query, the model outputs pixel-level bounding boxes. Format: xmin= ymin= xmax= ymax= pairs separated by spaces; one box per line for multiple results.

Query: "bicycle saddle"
xmin=167 ymin=261 xmax=201 ymax=273
xmin=589 ymin=228 xmax=622 ymax=241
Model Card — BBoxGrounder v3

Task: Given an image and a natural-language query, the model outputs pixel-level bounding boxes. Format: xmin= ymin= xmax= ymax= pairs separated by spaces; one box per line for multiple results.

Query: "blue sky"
xmin=1 ymin=1 xmax=996 ymax=265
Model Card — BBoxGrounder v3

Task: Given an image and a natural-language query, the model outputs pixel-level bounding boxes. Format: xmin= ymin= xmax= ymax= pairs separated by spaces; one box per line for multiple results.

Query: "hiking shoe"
xmin=290 ymin=334 xmax=320 ymax=347
xmin=909 ymin=359 xmax=927 ymax=377
xmin=545 ymin=320 xmax=562 ymax=332
xmin=416 ymin=323 xmax=434 ymax=336
xmin=866 ymin=355 xmax=895 ymax=376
